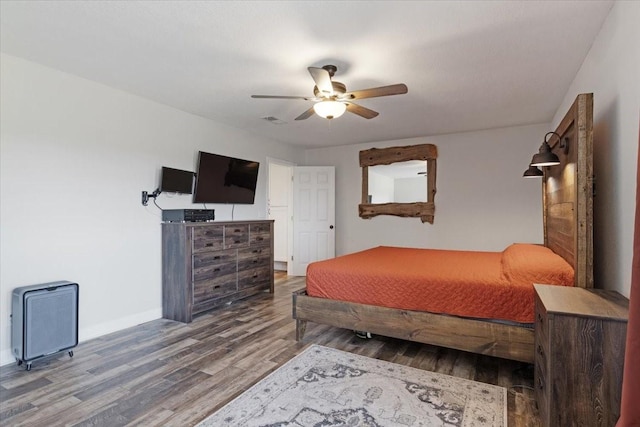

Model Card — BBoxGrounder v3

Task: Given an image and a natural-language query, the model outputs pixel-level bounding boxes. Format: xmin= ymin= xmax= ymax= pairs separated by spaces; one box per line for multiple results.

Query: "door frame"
xmin=266 ymin=157 xmax=295 ymax=275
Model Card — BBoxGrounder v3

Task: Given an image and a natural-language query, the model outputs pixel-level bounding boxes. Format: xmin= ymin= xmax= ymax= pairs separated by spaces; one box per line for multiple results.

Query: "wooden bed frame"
xmin=292 ymin=93 xmax=594 ymax=363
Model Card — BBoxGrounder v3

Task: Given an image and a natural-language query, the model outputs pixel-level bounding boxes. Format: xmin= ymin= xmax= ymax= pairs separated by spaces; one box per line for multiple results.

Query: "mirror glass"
xmin=368 ymin=160 xmax=427 ymax=203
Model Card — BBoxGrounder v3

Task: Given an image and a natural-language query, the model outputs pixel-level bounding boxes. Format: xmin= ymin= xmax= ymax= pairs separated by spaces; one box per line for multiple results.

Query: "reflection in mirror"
xmin=368 ymin=160 xmax=427 ymax=203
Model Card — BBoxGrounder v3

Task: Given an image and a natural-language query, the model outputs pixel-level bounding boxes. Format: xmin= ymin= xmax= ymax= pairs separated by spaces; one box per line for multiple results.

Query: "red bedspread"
xmin=306 ymin=244 xmax=574 ymax=323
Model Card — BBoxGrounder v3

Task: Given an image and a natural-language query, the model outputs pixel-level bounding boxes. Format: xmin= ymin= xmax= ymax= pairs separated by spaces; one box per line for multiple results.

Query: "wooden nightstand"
xmin=533 ymin=284 xmax=629 ymax=426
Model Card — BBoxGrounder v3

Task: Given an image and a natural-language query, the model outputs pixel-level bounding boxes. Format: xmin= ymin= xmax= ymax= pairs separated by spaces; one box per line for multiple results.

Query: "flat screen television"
xmin=193 ymin=151 xmax=259 ymax=204
xmin=160 ymin=166 xmax=194 ymax=194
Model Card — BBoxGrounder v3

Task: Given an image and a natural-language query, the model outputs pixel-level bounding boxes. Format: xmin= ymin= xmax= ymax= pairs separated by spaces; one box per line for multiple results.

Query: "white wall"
xmin=305 ymin=124 xmax=549 ymax=255
xmin=551 ymin=1 xmax=639 ymax=297
xmin=0 ymin=54 xmax=305 ymax=365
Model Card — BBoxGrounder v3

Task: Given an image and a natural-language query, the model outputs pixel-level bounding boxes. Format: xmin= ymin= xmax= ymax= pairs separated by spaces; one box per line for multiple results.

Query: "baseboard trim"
xmin=0 ymin=349 xmax=14 ymax=367
xmin=0 ymin=308 xmax=162 ymax=367
xmin=79 ymin=308 xmax=162 ymax=343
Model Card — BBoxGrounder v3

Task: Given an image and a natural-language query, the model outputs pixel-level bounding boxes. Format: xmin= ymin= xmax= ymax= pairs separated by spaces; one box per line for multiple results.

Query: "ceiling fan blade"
xmin=295 ymin=107 xmax=316 ymax=121
xmin=345 ymin=102 xmax=379 ymax=119
xmin=343 ymin=83 xmax=408 ymax=100
xmin=308 ymin=67 xmax=334 ymax=96
xmin=251 ymin=95 xmax=313 ymax=100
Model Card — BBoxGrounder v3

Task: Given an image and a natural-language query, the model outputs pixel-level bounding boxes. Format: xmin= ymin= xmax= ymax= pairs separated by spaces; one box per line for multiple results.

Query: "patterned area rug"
xmin=197 ymin=345 xmax=506 ymax=426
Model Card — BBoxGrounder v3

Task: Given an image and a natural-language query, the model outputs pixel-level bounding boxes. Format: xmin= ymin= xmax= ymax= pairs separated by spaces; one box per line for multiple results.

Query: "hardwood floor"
xmin=0 ymin=273 xmax=540 ymax=426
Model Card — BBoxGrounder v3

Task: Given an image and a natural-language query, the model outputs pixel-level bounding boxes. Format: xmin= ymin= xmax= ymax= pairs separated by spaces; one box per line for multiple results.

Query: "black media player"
xmin=162 ymin=209 xmax=215 ymax=223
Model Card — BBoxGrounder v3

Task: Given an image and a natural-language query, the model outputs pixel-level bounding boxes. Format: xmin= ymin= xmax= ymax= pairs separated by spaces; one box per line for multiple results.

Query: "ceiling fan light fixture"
xmin=313 ymin=100 xmax=346 ymax=119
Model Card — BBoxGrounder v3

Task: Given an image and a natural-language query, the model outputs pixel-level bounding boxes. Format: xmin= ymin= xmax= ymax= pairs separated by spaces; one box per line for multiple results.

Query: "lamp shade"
xmin=313 ymin=101 xmax=347 ymax=119
xmin=530 ymin=141 xmax=560 ymax=167
xmin=523 ymin=165 xmax=544 ymax=178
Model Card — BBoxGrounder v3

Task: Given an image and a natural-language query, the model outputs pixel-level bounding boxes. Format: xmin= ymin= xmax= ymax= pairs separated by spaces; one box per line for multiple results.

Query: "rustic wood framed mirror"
xmin=359 ymin=143 xmax=437 ymax=223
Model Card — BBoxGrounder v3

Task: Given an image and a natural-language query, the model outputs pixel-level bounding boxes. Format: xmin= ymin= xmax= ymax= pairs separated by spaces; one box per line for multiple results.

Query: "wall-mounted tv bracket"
xmin=141 ymin=188 xmax=161 ymax=206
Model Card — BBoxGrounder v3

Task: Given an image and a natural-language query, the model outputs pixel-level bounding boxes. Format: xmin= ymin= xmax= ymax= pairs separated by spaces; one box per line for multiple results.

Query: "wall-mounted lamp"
xmin=523 ymin=132 xmax=570 ymax=177
xmin=522 ymin=165 xmax=544 ymax=178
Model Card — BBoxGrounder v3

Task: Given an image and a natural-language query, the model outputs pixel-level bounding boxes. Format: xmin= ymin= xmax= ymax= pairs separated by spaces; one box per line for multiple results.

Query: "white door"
xmin=292 ymin=166 xmax=335 ymax=276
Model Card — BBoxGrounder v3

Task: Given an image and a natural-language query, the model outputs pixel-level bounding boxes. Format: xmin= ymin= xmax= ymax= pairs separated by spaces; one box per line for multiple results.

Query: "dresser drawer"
xmin=192 ymin=226 xmax=224 ymax=253
xmin=193 ymin=276 xmax=237 ymax=304
xmin=534 ymin=333 xmax=549 ymax=420
xmin=534 ymin=294 xmax=548 ymax=334
xmin=193 ymin=249 xmax=236 ymax=271
xmin=534 ymin=297 xmax=549 ymax=371
xmin=237 ymin=246 xmax=271 ymax=271
xmin=534 ymin=339 xmax=548 ymax=380
xmin=238 ymin=266 xmax=271 ymax=290
xmin=193 ymin=255 xmax=237 ymax=283
xmin=224 ymin=225 xmax=249 ymax=249
xmin=534 ymin=363 xmax=549 ymax=423
xmin=250 ymin=223 xmax=271 ymax=246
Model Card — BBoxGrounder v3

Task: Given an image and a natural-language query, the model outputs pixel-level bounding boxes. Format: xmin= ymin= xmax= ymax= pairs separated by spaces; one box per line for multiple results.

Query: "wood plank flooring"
xmin=0 ymin=273 xmax=540 ymax=426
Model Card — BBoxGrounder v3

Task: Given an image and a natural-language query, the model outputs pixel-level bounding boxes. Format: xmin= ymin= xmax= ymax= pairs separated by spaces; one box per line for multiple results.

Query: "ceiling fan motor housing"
xmin=313 ymin=81 xmax=346 ymax=98
xmin=322 ymin=64 xmax=338 ymax=77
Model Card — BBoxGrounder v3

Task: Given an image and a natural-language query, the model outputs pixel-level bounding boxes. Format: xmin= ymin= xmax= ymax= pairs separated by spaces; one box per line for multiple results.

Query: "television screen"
xmin=160 ymin=166 xmax=194 ymax=194
xmin=193 ymin=151 xmax=259 ymax=204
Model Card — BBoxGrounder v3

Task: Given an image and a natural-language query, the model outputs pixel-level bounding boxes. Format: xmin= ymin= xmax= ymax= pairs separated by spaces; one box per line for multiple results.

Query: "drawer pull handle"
xmin=234 ymin=229 xmax=241 ymax=232
xmin=252 ymin=249 xmax=262 ymax=254
xmin=205 ymin=243 xmax=214 ymax=247
xmin=234 ymin=240 xmax=241 ymax=244
xmin=537 ymin=345 xmax=544 ymax=356
xmin=213 ymin=268 xmax=221 ymax=272
xmin=537 ymin=377 xmax=544 ymax=389
xmin=253 ymin=274 xmax=258 ymax=278
xmin=256 ymin=237 xmax=264 ymax=241
xmin=213 ymin=256 xmax=220 ymax=260
xmin=252 ymin=259 xmax=258 ymax=263
xmin=537 ymin=313 xmax=543 ymax=323
xmin=214 ymin=285 xmax=221 ymax=289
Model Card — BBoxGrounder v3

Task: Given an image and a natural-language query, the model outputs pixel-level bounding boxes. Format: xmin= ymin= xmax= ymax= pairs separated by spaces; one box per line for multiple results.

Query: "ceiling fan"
xmin=251 ymin=65 xmax=408 ymax=120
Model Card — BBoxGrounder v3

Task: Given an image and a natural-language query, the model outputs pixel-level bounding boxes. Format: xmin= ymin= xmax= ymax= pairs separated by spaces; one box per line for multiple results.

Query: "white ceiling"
xmin=0 ymin=1 xmax=613 ymax=148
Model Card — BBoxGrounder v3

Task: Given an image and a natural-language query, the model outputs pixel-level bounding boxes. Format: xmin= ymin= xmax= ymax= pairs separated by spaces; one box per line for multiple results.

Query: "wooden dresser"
xmin=534 ymin=284 xmax=629 ymax=427
xmin=162 ymin=220 xmax=274 ymax=323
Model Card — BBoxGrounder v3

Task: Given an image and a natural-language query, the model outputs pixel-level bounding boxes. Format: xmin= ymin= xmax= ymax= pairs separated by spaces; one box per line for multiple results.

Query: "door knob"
xmin=329 ymin=225 xmax=334 ymax=229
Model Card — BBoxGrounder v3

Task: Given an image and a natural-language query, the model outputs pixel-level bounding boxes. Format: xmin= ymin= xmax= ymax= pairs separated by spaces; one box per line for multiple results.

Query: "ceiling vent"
xmin=262 ymin=116 xmax=287 ymax=125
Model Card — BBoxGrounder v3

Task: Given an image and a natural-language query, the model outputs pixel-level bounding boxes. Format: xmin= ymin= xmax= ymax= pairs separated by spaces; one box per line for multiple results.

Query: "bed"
xmin=292 ymin=93 xmax=594 ymax=363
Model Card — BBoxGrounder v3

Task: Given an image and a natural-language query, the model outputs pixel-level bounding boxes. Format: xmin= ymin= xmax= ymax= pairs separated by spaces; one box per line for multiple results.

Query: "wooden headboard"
xmin=543 ymin=93 xmax=594 ymax=289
